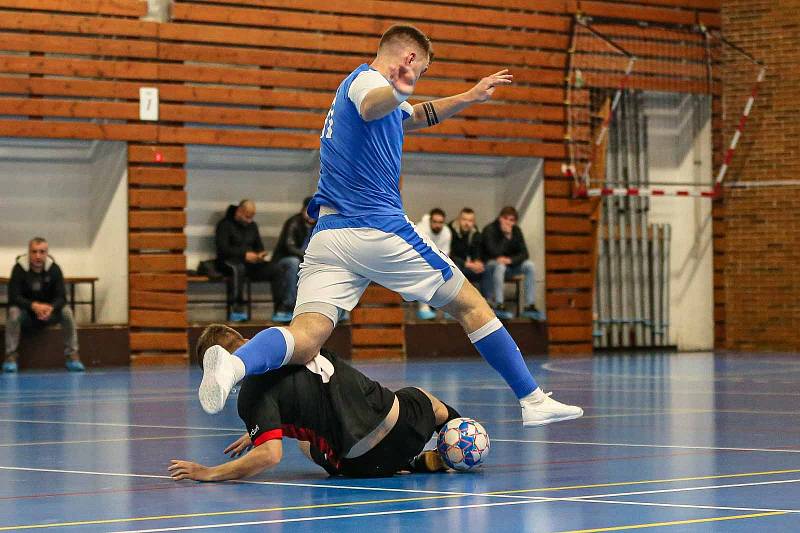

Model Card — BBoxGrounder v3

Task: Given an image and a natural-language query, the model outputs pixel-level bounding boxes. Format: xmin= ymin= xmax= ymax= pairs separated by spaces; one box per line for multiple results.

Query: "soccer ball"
xmin=436 ymin=417 xmax=490 ymax=471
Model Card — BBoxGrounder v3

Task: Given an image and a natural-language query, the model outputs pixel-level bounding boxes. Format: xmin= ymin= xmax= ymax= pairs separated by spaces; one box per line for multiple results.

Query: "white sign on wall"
xmin=139 ymin=87 xmax=159 ymax=121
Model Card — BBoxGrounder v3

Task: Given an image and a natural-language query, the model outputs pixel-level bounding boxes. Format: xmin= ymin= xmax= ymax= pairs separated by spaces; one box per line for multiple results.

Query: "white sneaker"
xmin=198 ymin=345 xmax=242 ymax=414
xmin=520 ymin=389 xmax=584 ymax=427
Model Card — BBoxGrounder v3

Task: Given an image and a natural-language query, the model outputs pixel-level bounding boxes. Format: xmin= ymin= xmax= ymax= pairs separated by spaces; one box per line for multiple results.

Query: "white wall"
xmin=402 ymin=154 xmax=546 ymax=310
xmin=645 ymin=94 xmax=714 ymax=350
xmin=185 ymin=146 xmax=319 ymax=271
xmin=0 ymin=140 xmax=128 ymax=323
xmin=185 ymin=149 xmax=547 ymax=312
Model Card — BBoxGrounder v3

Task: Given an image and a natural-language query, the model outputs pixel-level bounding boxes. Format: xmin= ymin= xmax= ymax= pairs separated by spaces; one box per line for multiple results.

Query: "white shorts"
xmin=294 ymin=214 xmax=465 ymax=324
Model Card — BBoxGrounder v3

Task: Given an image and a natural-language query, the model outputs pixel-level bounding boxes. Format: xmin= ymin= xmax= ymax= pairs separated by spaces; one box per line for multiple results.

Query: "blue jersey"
xmin=308 ymin=64 xmax=412 ymax=220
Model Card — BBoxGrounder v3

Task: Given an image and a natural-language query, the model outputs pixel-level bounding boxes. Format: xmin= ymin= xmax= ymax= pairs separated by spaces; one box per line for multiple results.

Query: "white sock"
xmin=231 ymin=353 xmax=246 ymax=383
xmin=520 ymin=387 xmax=545 ymax=403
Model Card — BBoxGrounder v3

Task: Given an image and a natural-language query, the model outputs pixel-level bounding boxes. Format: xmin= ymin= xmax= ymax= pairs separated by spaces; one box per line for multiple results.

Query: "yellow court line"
xmin=2 ymin=468 xmax=799 ymax=531
xmin=558 ymin=511 xmax=788 ymax=532
xmin=489 ymin=468 xmax=800 ymax=495
xmin=0 ymin=495 xmax=452 ymax=531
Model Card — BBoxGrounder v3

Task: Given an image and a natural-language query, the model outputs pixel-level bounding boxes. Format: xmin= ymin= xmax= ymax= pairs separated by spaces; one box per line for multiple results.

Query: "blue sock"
xmin=469 ymin=318 xmax=537 ymax=398
xmin=233 ymin=327 xmax=294 ymax=375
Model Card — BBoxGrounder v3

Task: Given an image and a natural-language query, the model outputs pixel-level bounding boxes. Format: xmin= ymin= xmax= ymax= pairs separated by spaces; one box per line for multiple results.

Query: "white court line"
xmin=3 ymin=465 xmax=800 ymax=503
xmin=2 ymin=465 xmax=799 ymax=531
xmin=4 ymin=418 xmax=798 ymax=455
xmin=460 ymin=401 xmax=800 ymax=416
xmin=108 ymin=479 xmax=800 ymax=532
xmin=0 ymin=466 xmax=514 ymax=498
xmin=538 ymin=385 xmax=800 ymax=397
xmin=0 ymin=396 xmax=198 ymax=408
xmin=0 ymin=388 xmax=197 ymax=398
xmin=0 ymin=433 xmax=241 ymax=448
xmin=492 ymin=438 xmax=800 ymax=454
xmin=108 ymin=500 xmax=540 ymax=532
xmin=0 ymin=419 xmax=242 ymax=432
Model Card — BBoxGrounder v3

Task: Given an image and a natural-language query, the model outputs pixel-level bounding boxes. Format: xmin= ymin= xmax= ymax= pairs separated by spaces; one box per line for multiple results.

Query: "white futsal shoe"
xmin=520 ymin=389 xmax=584 ymax=427
xmin=199 ymin=344 xmax=244 ymax=414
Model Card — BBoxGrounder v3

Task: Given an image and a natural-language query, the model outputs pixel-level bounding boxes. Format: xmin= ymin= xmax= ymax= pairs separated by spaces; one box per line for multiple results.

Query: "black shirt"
xmin=448 ymin=221 xmax=482 ymax=263
xmin=272 ymin=213 xmax=313 ymax=263
xmin=215 ymin=205 xmax=265 ymax=265
xmin=237 ymin=349 xmax=395 ymax=469
xmin=481 ymin=219 xmax=530 ymax=267
xmin=9 ymin=256 xmax=67 ymax=313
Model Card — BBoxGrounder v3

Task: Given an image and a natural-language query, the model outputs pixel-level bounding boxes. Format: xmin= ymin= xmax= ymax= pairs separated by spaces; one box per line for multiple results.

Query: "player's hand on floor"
xmin=469 ymin=69 xmax=513 ymax=102
xmin=224 ymin=433 xmax=253 ymax=458
xmin=169 ymin=460 xmax=212 ymax=481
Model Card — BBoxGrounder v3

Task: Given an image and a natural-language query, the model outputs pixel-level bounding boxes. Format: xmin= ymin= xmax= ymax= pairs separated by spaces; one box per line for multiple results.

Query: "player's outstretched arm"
xmin=404 ymin=69 xmax=513 ymax=131
xmin=169 ymin=439 xmax=282 ymax=482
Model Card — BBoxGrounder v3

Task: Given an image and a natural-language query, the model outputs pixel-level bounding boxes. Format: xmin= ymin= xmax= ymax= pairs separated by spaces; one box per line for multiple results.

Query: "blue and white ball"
xmin=436 ymin=417 xmax=490 ymax=471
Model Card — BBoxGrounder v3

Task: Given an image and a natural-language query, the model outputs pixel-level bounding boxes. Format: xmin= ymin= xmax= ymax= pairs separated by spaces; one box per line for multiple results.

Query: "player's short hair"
xmin=499 ymin=206 xmax=519 ymax=220
xmin=196 ymin=324 xmax=245 ymax=365
xmin=430 ymin=207 xmax=446 ymax=219
xmin=29 ymin=237 xmax=47 ymax=247
xmin=238 ymin=199 xmax=255 ymax=210
xmin=379 ymin=24 xmax=433 ymax=60
xmin=460 ymin=207 xmax=475 ymax=215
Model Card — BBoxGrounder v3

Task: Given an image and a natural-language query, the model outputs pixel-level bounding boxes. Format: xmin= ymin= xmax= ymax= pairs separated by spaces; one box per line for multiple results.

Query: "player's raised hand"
xmin=468 ymin=69 xmax=513 ymax=102
xmin=224 ymin=433 xmax=253 ymax=458
xmin=388 ymin=63 xmax=416 ymax=97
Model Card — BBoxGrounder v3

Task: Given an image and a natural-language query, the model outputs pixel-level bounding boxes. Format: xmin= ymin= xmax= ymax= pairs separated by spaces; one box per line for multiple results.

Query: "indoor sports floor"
xmin=2 ymin=352 xmax=800 ymax=532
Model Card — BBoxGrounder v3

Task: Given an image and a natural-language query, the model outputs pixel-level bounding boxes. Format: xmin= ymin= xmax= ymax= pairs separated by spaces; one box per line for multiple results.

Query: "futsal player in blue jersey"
xmin=200 ymin=24 xmax=583 ymax=427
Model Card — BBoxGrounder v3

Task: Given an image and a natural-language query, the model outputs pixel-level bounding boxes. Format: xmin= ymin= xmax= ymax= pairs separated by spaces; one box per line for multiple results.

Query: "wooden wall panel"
xmin=0 ymin=0 xmax=148 ymax=17
xmin=128 ymin=143 xmax=188 ymax=365
xmin=351 ymin=285 xmax=405 ymax=360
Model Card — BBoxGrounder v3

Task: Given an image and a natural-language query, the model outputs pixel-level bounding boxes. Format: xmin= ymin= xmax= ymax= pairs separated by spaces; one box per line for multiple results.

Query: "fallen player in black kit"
xmin=169 ymin=324 xmax=464 ymax=481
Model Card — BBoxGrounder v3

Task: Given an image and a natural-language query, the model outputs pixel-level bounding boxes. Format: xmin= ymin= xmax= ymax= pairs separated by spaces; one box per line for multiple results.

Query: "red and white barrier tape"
xmin=576 ymin=185 xmax=720 ymax=198
xmin=713 ymin=66 xmax=767 ymax=186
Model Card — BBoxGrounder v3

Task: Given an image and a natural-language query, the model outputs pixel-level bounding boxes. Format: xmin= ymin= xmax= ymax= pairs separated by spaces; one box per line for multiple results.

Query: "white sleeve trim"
xmin=400 ymin=101 xmax=414 ymax=118
xmin=348 ymin=69 xmax=390 ymax=117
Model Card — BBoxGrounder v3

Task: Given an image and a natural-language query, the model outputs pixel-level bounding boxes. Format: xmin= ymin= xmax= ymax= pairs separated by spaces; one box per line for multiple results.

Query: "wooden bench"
xmin=508 ymin=274 xmax=525 ymax=317
xmin=469 ymin=274 xmax=525 ymax=317
xmin=187 ymin=272 xmax=273 ymax=321
xmin=0 ymin=276 xmax=98 ymax=323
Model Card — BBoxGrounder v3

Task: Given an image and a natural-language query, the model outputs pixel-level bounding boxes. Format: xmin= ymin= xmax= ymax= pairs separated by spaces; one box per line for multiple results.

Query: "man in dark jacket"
xmin=448 ymin=207 xmax=484 ymax=284
xmin=480 ymin=207 xmax=543 ymax=320
xmin=4 ymin=237 xmax=84 ymax=373
xmin=270 ymin=197 xmax=315 ymax=323
xmin=215 ymin=200 xmax=271 ymax=322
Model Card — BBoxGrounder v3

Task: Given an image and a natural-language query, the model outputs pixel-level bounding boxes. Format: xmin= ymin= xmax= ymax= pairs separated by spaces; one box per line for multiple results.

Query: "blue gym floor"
xmin=2 ymin=352 xmax=800 ymax=532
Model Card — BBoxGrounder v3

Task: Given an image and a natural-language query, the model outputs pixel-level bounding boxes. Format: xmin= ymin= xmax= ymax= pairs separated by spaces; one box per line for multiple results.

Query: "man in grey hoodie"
xmin=4 ymin=237 xmax=83 ymax=373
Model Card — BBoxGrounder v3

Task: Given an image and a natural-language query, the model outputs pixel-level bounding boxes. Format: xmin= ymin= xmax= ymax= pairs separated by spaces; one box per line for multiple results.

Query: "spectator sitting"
xmin=448 ymin=207 xmax=484 ymax=284
xmin=215 ymin=199 xmax=272 ymax=322
xmin=415 ymin=208 xmax=452 ymax=321
xmin=480 ymin=206 xmax=543 ymax=321
xmin=3 ymin=237 xmax=84 ymax=373
xmin=270 ymin=197 xmax=315 ymax=324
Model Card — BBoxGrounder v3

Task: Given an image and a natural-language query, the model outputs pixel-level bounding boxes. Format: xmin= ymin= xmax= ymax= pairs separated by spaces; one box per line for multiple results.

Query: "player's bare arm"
xmin=404 ymin=69 xmax=513 ymax=132
xmin=169 ymin=438 xmax=282 ymax=482
xmin=224 ymin=432 xmax=253 ymax=458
